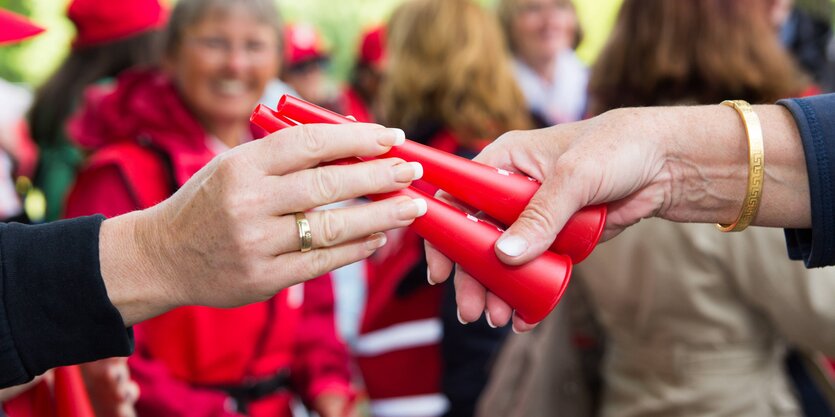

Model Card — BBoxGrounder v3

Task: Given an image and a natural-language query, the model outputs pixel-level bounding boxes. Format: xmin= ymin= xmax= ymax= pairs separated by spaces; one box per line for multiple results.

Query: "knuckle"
xmin=306 ymin=248 xmax=333 ymax=277
xmin=494 ymin=129 xmax=522 ymax=144
xmin=518 ymin=199 xmax=559 ymax=236
xmin=312 ymin=167 xmax=340 ymax=204
xmin=318 ymin=209 xmax=345 ymax=246
xmin=223 ymin=192 xmax=258 ymax=222
xmin=370 ymin=160 xmax=395 ymax=186
xmin=241 ymin=226 xmax=265 ymax=251
xmin=299 ymin=125 xmax=327 ymax=155
xmin=231 ymin=188 xmax=262 ymax=213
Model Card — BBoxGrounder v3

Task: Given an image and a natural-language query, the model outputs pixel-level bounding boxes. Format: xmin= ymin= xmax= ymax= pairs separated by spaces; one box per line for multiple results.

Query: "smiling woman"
xmin=60 ymin=0 xmax=372 ymax=416
xmin=161 ymin=0 xmax=281 ymax=147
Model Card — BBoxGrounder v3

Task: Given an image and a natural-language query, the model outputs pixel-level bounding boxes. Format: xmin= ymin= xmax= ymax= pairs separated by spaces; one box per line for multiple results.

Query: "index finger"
xmin=250 ymin=123 xmax=406 ymax=176
xmin=471 ymin=130 xmax=532 ymax=171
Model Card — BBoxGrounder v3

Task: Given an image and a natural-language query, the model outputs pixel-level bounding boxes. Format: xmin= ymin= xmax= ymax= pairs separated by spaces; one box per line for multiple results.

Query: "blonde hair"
xmin=380 ymin=0 xmax=531 ymax=144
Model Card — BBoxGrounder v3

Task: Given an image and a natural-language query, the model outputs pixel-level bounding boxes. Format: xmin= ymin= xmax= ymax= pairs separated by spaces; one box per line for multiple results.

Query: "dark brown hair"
xmin=589 ymin=0 xmax=808 ymax=115
xmin=28 ymin=31 xmax=162 ymax=146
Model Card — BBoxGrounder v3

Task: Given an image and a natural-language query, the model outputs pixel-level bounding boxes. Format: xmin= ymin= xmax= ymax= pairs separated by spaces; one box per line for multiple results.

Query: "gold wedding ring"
xmin=294 ymin=212 xmax=313 ymax=252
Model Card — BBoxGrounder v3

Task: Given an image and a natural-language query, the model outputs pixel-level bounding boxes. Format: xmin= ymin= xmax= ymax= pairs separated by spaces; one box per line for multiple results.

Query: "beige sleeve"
xmin=728 ymin=227 xmax=835 ymax=355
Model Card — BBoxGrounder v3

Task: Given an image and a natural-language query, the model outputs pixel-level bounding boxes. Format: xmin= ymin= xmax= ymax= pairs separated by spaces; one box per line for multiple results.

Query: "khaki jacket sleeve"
xmin=727 ymin=227 xmax=835 ymax=355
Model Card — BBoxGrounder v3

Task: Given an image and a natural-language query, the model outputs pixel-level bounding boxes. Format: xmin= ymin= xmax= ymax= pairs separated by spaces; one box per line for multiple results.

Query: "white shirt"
xmin=513 ymin=49 xmax=589 ymax=125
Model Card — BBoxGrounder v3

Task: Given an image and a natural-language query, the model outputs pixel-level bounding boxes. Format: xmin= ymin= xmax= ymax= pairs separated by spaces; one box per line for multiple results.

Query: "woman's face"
xmin=511 ymin=0 xmax=578 ymax=64
xmin=167 ymin=6 xmax=280 ymax=125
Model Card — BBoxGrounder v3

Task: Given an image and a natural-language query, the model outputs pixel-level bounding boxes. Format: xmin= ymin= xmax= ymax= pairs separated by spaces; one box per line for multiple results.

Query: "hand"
xmin=100 ymin=123 xmax=426 ymax=326
xmin=80 ymin=358 xmax=139 ymax=417
xmin=313 ymin=391 xmax=358 ymax=417
xmin=427 ymin=105 xmax=808 ymax=331
xmin=0 ymin=372 xmax=50 ymax=403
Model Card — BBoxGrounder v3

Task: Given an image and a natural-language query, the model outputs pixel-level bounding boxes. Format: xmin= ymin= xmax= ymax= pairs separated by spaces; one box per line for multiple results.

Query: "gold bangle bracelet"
xmin=716 ymin=100 xmax=765 ymax=232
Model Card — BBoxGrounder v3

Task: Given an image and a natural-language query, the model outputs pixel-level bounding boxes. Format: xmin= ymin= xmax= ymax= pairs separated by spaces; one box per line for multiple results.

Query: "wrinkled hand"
xmin=80 ymin=358 xmax=139 ymax=417
xmin=426 ymin=107 xmax=733 ymax=332
xmin=428 ymin=104 xmax=809 ymax=331
xmin=101 ymin=123 xmax=425 ymax=326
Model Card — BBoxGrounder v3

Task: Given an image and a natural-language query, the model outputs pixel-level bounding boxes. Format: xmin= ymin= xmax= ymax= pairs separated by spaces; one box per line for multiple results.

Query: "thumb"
xmin=494 ymin=174 xmax=584 ymax=265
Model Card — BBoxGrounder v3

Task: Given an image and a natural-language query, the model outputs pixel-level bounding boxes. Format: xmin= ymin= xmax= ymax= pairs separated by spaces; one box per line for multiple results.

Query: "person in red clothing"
xmin=281 ymin=24 xmax=339 ymax=111
xmin=356 ymin=1 xmax=532 ymax=416
xmin=337 ymin=27 xmax=386 ymax=124
xmin=29 ymin=0 xmax=165 ymax=223
xmin=63 ymin=1 xmax=356 ymax=416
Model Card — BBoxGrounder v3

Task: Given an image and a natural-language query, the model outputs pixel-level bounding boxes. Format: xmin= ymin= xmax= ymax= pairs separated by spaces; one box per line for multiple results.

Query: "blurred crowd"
xmin=1 ymin=0 xmax=835 ymax=417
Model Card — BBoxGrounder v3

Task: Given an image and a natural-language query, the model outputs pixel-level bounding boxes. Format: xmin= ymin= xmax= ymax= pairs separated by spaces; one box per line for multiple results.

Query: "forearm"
xmin=657 ymin=104 xmax=809 ymax=228
xmin=1 ymin=218 xmax=132 ymax=388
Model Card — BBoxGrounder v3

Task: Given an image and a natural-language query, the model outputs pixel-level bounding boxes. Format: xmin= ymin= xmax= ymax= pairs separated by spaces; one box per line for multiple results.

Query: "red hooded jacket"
xmin=64 ymin=69 xmax=352 ymax=417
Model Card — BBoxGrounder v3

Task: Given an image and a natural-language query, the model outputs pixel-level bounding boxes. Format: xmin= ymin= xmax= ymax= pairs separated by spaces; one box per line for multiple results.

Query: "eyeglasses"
xmin=186 ymin=36 xmax=277 ymax=63
xmin=516 ymin=0 xmax=572 ymax=17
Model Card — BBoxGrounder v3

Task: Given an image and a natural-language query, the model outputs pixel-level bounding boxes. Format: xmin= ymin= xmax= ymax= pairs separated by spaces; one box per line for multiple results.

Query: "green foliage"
xmin=0 ymin=0 xmax=72 ymax=85
xmin=0 ymin=0 xmax=501 ymax=86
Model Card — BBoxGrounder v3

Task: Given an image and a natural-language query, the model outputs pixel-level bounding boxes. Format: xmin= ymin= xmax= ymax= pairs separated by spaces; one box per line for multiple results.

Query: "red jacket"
xmin=64 ymin=69 xmax=352 ymax=417
xmin=355 ymin=130 xmax=484 ymax=417
xmin=337 ymin=87 xmax=374 ymax=124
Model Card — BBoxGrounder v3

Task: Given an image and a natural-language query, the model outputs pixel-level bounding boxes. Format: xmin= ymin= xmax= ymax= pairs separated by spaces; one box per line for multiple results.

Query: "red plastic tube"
xmin=369 ymin=187 xmax=571 ymax=324
xmin=252 ymin=104 xmax=295 ymax=131
xmin=273 ymin=95 xmax=606 ymax=263
xmin=251 ymin=104 xmax=573 ymax=323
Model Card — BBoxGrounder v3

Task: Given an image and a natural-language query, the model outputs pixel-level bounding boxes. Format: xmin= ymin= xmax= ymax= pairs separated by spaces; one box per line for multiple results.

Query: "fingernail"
xmin=427 ymin=266 xmax=436 ymax=285
xmin=365 ymin=232 xmax=388 ymax=250
xmin=389 ymin=128 xmax=406 ymax=146
xmin=398 ymin=198 xmax=427 ymax=220
xmin=512 ymin=323 xmax=522 ymax=334
xmin=457 ymin=308 xmax=468 ymax=325
xmin=414 ymin=198 xmax=428 ymax=217
xmin=393 ymin=162 xmax=424 ymax=182
xmin=408 ymin=162 xmax=424 ymax=180
xmin=497 ymin=235 xmax=528 ymax=257
xmin=486 ymin=310 xmax=497 ymax=328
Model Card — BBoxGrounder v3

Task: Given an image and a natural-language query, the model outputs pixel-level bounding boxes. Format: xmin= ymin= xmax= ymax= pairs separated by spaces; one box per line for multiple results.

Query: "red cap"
xmin=0 ymin=9 xmax=45 ymax=45
xmin=284 ymin=23 xmax=329 ymax=67
xmin=359 ymin=26 xmax=386 ymax=68
xmin=68 ymin=0 xmax=166 ymax=48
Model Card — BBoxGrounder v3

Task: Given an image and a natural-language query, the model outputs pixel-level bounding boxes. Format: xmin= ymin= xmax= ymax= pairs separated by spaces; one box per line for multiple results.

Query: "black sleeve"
xmin=778 ymin=94 xmax=835 ymax=268
xmin=0 ymin=216 xmax=133 ymax=388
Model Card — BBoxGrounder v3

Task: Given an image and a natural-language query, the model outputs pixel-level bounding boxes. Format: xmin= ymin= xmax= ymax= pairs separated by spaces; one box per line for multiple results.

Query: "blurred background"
xmin=3 ymin=0 xmax=835 ymax=416
xmin=0 ymin=0 xmax=628 ymax=85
